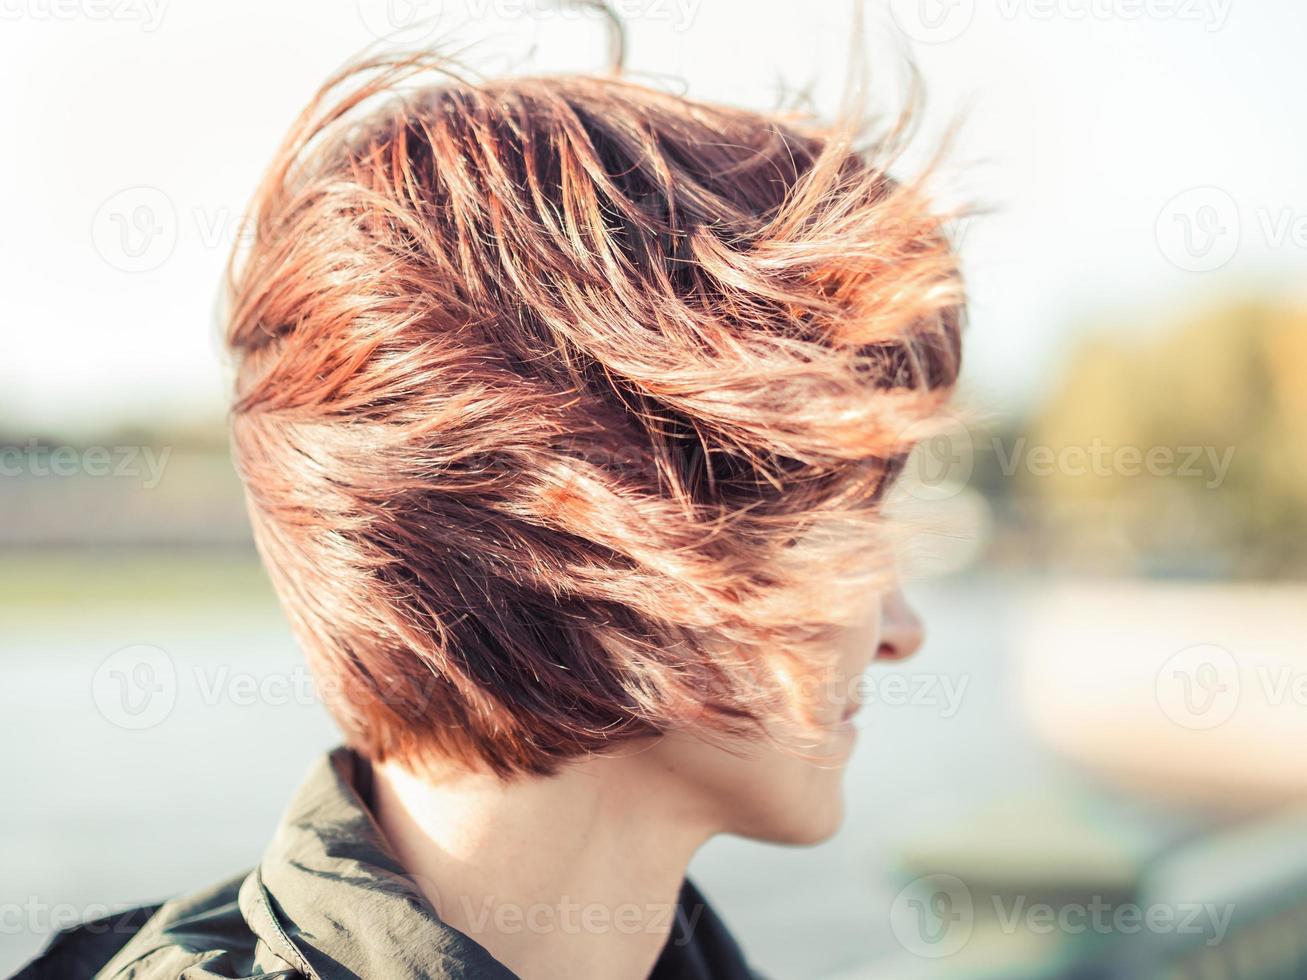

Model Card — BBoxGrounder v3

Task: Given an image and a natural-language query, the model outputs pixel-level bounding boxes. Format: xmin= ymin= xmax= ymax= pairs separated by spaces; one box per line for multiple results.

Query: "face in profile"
xmin=631 ymin=586 xmax=925 ymax=846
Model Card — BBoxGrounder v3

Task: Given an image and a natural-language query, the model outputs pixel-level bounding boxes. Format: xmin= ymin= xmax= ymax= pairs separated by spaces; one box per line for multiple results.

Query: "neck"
xmin=371 ymin=748 xmax=715 ymax=980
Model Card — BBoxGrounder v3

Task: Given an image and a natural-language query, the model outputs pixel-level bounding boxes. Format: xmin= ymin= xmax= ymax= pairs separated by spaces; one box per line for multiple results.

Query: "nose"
xmin=876 ymin=587 xmax=924 ymax=661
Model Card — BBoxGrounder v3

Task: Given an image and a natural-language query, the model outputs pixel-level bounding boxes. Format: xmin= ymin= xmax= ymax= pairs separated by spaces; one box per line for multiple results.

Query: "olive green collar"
xmin=239 ymin=748 xmax=516 ymax=979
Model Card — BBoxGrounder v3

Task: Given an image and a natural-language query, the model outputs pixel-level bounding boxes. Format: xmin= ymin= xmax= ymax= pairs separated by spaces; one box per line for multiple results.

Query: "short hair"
xmin=224 ymin=53 xmax=963 ymax=777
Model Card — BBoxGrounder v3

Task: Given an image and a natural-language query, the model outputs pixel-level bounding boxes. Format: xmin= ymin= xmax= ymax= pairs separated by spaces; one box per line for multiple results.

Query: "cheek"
xmin=843 ymin=603 xmax=884 ymax=668
xmin=788 ymin=627 xmax=881 ymax=728
xmin=823 ymin=604 xmax=885 ymax=708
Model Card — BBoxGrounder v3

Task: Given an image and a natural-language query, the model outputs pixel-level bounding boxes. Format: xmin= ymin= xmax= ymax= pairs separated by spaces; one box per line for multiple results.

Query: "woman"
xmin=21 ymin=41 xmax=962 ymax=980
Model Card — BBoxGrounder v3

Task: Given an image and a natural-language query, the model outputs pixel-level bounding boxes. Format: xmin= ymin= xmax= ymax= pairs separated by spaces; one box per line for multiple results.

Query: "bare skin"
xmin=373 ymin=587 xmax=924 ymax=980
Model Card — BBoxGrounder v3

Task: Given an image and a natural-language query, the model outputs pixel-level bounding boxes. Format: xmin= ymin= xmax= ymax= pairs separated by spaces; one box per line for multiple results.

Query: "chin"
xmin=656 ymin=724 xmax=854 ymax=845
xmin=742 ymin=779 xmax=847 ymax=846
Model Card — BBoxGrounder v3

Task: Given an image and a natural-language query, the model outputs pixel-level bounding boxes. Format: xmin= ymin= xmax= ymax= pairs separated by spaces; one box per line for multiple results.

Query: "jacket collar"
xmin=237 ymin=748 xmax=754 ymax=980
xmin=240 ymin=748 xmax=515 ymax=979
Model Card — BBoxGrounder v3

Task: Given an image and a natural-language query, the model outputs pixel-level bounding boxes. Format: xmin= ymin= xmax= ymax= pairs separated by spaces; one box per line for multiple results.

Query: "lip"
xmin=874 ymin=645 xmax=917 ymax=663
xmin=833 ymin=716 xmax=859 ymax=744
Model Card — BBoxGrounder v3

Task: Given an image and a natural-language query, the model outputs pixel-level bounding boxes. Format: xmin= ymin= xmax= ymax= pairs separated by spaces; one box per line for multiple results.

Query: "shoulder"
xmin=15 ymin=871 xmax=300 ymax=980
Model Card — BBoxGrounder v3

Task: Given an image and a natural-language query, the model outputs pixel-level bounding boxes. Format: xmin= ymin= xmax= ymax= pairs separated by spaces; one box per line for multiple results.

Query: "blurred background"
xmin=3 ymin=1 xmax=1307 ymax=977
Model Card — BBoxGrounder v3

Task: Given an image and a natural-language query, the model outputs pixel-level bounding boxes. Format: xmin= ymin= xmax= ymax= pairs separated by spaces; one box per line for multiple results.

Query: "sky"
xmin=4 ymin=0 xmax=1306 ymax=437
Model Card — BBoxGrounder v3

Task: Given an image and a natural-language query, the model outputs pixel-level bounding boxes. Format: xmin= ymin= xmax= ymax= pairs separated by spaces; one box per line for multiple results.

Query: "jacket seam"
xmin=247 ymin=868 xmax=318 ymax=980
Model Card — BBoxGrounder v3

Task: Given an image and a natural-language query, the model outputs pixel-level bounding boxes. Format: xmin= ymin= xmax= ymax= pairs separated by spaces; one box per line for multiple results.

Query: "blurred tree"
xmin=1015 ymin=299 xmax=1307 ymax=578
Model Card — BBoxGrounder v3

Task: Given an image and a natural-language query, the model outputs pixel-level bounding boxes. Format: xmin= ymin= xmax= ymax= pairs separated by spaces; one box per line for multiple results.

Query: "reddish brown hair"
xmin=224 ymin=53 xmax=963 ymax=777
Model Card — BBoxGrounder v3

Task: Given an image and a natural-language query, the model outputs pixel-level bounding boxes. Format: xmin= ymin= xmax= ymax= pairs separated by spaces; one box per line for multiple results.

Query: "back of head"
xmin=224 ymin=53 xmax=963 ymax=778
